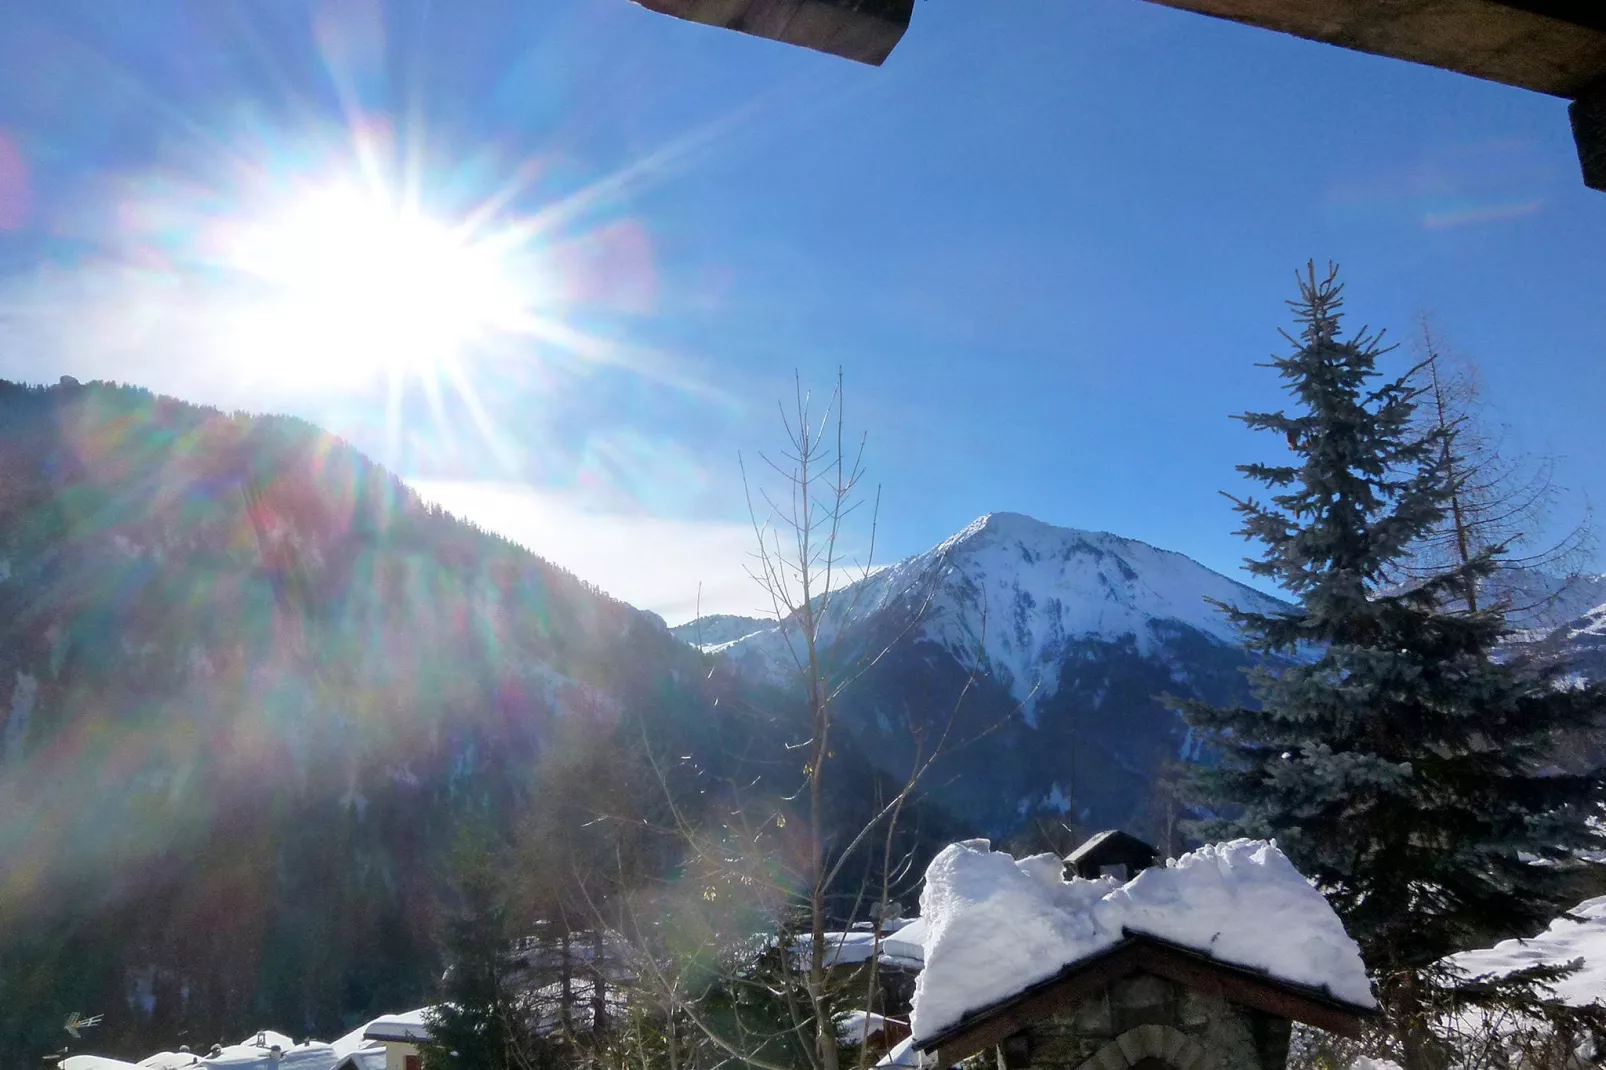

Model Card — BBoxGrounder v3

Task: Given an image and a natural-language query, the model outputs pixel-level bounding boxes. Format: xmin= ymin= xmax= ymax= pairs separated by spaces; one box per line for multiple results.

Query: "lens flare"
xmin=220 ymin=183 xmax=532 ymax=387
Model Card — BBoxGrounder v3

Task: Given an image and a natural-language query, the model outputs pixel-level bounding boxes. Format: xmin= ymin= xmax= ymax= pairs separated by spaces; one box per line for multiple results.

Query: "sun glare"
xmin=224 ymin=185 xmax=530 ymax=385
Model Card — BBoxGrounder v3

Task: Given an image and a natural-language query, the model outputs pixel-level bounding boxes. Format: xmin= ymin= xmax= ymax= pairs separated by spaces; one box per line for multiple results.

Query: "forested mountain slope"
xmin=0 ymin=379 xmax=735 ymax=1059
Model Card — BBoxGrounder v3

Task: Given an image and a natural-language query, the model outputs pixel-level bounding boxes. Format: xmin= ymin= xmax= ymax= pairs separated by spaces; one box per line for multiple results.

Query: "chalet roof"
xmin=627 ymin=0 xmax=1605 ymax=97
xmin=1064 ymin=830 xmax=1159 ymax=868
xmin=625 ymin=0 xmax=1606 ymax=190
xmin=917 ymin=930 xmax=1378 ymax=1070
xmin=1147 ymin=1 xmax=1606 ymax=99
xmin=362 ymin=1008 xmax=433 ymax=1044
xmin=909 ymin=839 xmax=1375 ymax=1043
xmin=629 ymin=0 xmax=911 ymax=65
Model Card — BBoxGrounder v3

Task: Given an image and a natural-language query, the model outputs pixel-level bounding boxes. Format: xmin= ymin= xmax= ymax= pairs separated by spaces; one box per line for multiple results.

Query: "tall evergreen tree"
xmin=1181 ymin=264 xmax=1606 ymax=1065
xmin=422 ymin=832 xmax=546 ymax=1070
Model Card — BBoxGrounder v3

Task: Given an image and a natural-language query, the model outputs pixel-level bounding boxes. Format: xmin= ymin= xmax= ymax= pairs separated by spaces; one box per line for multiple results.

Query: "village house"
xmin=915 ymin=928 xmax=1373 ymax=1070
xmin=357 ymin=1010 xmax=431 ymax=1070
xmin=873 ymin=833 xmax=1376 ymax=1070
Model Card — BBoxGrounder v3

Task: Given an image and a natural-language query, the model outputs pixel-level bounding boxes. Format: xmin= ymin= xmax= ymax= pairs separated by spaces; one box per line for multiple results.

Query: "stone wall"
xmin=988 ymin=971 xmax=1292 ymax=1070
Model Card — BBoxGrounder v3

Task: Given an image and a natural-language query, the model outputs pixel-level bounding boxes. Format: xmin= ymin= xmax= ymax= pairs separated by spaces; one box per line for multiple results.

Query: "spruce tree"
xmin=1182 ymin=264 xmax=1606 ymax=1063
xmin=422 ymin=833 xmax=544 ymax=1070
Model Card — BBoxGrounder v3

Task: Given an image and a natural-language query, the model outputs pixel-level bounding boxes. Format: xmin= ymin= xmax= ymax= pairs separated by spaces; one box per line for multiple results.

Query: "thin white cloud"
xmin=408 ymin=479 xmax=770 ymax=626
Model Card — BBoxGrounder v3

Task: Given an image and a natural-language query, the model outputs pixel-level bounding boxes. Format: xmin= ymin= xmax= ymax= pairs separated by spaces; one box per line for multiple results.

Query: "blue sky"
xmin=1 ymin=0 xmax=1603 ymax=622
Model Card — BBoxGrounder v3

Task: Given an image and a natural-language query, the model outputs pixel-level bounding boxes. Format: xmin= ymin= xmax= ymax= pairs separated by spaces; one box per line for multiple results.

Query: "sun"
xmin=223 ymin=184 xmax=531 ymax=386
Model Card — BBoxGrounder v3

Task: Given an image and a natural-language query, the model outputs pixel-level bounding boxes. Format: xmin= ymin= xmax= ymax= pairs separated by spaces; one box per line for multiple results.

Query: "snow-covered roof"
xmin=199 ymin=1038 xmax=339 ymax=1070
xmin=1446 ymin=895 xmax=1606 ymax=1007
xmin=1064 ymin=829 xmax=1153 ymax=866
xmin=837 ymin=1010 xmax=898 ymax=1044
xmin=910 ymin=838 xmax=1375 ymax=1044
xmin=70 ymin=1013 xmax=395 ymax=1070
xmin=874 ymin=1036 xmax=933 ymax=1069
xmin=362 ymin=1007 xmax=434 ymax=1043
xmin=797 ymin=917 xmax=927 ymax=971
xmin=882 ymin=917 xmax=926 ymax=968
xmin=330 ymin=1053 xmax=386 ymax=1070
xmin=329 ymin=1022 xmax=384 ymax=1062
xmin=64 ymin=1058 xmax=145 ymax=1070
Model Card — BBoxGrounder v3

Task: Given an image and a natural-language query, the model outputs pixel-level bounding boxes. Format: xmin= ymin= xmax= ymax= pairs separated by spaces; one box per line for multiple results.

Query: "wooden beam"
xmin=628 ymin=0 xmax=911 ymax=65
xmin=1131 ymin=944 xmax=1366 ymax=1039
xmin=1573 ymin=77 xmax=1606 ymax=191
xmin=1139 ymin=0 xmax=1606 ymax=98
xmin=1490 ymin=3 xmax=1606 ymax=36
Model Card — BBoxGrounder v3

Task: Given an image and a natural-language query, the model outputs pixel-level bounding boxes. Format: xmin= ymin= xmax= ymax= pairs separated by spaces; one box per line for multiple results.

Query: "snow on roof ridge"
xmin=910 ymin=837 xmax=1374 ymax=1043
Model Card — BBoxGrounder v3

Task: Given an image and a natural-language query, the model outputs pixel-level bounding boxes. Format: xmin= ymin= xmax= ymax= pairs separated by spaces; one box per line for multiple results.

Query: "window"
xmin=1000 ymin=1033 xmax=1032 ymax=1069
xmin=404 ymin=1055 xmax=422 ymax=1070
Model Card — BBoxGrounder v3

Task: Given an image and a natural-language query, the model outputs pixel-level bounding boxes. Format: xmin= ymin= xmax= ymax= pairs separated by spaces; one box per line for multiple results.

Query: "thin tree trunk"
xmin=561 ymin=927 xmax=574 ymax=1036
xmin=1428 ymin=353 xmax=1478 ymax=613
xmin=591 ymin=926 xmax=607 ymax=1035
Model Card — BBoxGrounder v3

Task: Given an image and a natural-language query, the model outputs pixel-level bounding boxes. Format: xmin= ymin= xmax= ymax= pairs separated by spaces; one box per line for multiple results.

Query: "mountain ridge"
xmin=703 ymin=509 xmax=1285 ymax=719
xmin=680 ymin=509 xmax=1283 ymax=837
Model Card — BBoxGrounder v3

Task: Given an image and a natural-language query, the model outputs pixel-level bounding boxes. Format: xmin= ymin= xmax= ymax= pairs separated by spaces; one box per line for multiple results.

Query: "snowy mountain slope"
xmin=714 ymin=512 xmax=1284 ymax=719
xmin=668 ymin=613 xmax=774 ymax=651
xmin=1487 ymin=570 xmax=1606 ymax=639
xmin=1539 ymin=591 xmax=1606 ymax=656
xmin=689 ymin=513 xmax=1285 ymax=837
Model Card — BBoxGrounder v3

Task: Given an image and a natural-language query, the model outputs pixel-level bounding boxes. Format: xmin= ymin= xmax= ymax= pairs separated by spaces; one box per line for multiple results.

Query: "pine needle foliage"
xmin=1180 ymin=265 xmax=1606 ymax=1061
xmin=422 ymin=831 xmax=550 ymax=1070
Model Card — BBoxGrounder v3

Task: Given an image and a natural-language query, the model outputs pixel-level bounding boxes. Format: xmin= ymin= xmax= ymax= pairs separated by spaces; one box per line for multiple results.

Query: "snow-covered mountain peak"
xmin=939 ymin=512 xmax=1201 ymax=573
xmin=712 ymin=512 xmax=1286 ymax=720
xmin=934 ymin=510 xmax=1102 ymax=558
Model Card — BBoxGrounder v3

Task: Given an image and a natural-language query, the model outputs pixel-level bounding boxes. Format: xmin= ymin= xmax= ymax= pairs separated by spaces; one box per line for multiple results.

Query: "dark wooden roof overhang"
xmin=1065 ymin=831 xmax=1161 ymax=879
xmin=627 ymin=0 xmax=912 ymax=65
xmin=917 ymin=929 xmax=1378 ymax=1070
xmin=626 ymin=0 xmax=1606 ymax=190
xmin=1142 ymin=1 xmax=1606 ymax=99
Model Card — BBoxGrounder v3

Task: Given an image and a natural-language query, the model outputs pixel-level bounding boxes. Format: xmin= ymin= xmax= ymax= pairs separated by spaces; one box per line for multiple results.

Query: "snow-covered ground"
xmin=1446 ymin=894 xmax=1606 ymax=1007
xmin=910 ymin=837 xmax=1374 ymax=1042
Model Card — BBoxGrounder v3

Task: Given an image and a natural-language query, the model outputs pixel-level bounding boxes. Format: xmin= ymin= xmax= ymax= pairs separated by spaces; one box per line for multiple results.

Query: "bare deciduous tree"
xmin=613 ymin=371 xmax=999 ymax=1070
xmin=1403 ymin=323 xmax=1593 ymax=621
